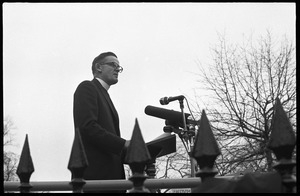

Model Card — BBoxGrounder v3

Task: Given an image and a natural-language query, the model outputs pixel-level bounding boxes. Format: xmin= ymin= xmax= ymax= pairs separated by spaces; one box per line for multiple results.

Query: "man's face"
xmin=98 ymin=56 xmax=121 ymax=85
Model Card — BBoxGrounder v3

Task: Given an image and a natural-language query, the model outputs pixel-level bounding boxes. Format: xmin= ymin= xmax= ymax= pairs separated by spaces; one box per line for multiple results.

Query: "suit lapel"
xmin=92 ymin=79 xmax=119 ymax=126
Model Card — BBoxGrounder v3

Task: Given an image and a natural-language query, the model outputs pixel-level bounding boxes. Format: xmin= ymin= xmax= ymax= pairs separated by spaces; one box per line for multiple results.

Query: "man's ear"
xmin=96 ymin=63 xmax=102 ymax=72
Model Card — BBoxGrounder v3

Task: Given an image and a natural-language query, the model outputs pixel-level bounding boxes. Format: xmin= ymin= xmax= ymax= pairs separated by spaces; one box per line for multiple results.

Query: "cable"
xmin=184 ymin=97 xmax=197 ymax=123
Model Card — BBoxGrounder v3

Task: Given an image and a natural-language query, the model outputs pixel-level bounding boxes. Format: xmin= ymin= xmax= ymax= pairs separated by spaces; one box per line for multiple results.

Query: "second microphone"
xmin=160 ymin=95 xmax=185 ymax=105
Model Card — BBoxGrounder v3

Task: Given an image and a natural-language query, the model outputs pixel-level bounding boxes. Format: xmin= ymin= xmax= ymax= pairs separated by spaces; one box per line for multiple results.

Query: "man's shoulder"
xmin=76 ymin=80 xmax=97 ymax=90
xmin=79 ymin=80 xmax=93 ymax=85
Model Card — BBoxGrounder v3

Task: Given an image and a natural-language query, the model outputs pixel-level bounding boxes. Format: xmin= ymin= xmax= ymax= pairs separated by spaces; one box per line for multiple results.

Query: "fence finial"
xmin=267 ymin=98 xmax=296 ymax=193
xmin=68 ymin=128 xmax=89 ymax=193
xmin=191 ymin=110 xmax=221 ymax=180
xmin=267 ymin=98 xmax=296 ymax=158
xmin=16 ymin=134 xmax=34 ymax=193
xmin=126 ymin=118 xmax=151 ymax=193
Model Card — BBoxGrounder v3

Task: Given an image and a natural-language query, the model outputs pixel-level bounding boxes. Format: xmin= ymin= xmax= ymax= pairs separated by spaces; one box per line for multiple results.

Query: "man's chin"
xmin=111 ymin=79 xmax=118 ymax=85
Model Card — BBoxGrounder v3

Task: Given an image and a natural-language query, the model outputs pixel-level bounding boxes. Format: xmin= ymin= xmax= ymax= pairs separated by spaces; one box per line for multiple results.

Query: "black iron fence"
xmin=3 ymin=98 xmax=296 ymax=193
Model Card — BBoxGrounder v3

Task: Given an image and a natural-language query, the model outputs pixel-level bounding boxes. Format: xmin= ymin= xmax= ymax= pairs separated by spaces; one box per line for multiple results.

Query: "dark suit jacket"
xmin=73 ymin=78 xmax=126 ymax=180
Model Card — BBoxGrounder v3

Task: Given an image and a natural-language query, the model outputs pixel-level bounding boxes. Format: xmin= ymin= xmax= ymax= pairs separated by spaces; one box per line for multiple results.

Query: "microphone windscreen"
xmin=159 ymin=97 xmax=168 ymax=105
xmin=145 ymin=105 xmax=189 ymax=123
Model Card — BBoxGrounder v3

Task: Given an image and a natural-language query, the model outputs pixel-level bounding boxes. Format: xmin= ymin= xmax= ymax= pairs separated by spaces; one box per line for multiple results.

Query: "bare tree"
xmin=156 ymin=139 xmax=191 ymax=179
xmin=154 ymin=137 xmax=194 ymax=193
xmin=194 ymin=31 xmax=296 ymax=174
xmin=3 ymin=116 xmax=20 ymax=182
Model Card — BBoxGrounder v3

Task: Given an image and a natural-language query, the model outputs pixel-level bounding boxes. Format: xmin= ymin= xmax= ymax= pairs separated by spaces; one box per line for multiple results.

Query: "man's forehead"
xmin=101 ymin=56 xmax=119 ymax=64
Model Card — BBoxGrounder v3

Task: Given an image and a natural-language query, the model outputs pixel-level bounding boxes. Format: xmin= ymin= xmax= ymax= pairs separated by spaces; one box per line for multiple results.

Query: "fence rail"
xmin=4 ymin=178 xmax=204 ymax=192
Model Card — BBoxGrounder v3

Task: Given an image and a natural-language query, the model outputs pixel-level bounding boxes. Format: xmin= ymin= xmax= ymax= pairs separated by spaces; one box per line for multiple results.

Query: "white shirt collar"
xmin=95 ymin=77 xmax=110 ymax=91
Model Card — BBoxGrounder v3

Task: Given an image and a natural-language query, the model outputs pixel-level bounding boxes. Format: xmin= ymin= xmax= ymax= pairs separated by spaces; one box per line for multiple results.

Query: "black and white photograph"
xmin=3 ymin=2 xmax=296 ymax=193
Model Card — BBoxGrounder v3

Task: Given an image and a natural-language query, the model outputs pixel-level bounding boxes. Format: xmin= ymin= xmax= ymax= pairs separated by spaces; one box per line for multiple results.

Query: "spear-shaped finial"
xmin=16 ymin=134 xmax=35 ymax=193
xmin=191 ymin=110 xmax=221 ymax=179
xmin=267 ymin=98 xmax=296 ymax=159
xmin=68 ymin=128 xmax=89 ymax=193
xmin=267 ymin=98 xmax=296 ymax=193
xmin=126 ymin=118 xmax=151 ymax=193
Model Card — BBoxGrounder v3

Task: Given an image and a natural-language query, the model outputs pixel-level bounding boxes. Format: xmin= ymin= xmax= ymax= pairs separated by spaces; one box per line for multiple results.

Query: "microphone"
xmin=144 ymin=105 xmax=197 ymax=128
xmin=160 ymin=95 xmax=185 ymax=105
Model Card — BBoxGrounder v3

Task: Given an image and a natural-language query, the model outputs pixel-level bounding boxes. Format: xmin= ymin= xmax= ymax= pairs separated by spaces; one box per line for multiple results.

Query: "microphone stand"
xmin=178 ymin=99 xmax=195 ymax=177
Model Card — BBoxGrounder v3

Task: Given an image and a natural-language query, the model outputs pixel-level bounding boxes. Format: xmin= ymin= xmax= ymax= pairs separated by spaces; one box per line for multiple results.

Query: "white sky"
xmin=3 ymin=3 xmax=295 ymax=181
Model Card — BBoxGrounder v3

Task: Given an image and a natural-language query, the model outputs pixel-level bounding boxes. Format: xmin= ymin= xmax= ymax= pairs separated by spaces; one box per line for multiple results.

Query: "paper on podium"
xmin=153 ymin=132 xmax=172 ymax=140
xmin=146 ymin=132 xmax=176 ymax=158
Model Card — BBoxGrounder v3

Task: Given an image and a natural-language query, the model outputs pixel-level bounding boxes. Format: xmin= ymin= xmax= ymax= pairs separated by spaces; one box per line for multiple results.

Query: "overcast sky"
xmin=3 ymin=3 xmax=295 ymax=181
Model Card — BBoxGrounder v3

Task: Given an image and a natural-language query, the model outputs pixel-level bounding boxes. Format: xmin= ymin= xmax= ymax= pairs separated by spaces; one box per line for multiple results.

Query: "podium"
xmin=146 ymin=133 xmax=176 ymax=159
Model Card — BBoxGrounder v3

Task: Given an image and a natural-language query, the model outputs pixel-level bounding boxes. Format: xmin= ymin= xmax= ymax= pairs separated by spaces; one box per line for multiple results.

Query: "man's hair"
xmin=92 ymin=52 xmax=118 ymax=74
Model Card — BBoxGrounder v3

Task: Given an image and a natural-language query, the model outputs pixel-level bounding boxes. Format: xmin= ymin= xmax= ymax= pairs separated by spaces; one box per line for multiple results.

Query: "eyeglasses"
xmin=101 ymin=62 xmax=123 ymax=73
